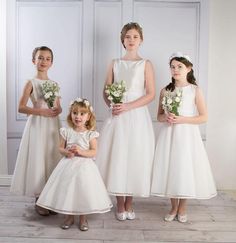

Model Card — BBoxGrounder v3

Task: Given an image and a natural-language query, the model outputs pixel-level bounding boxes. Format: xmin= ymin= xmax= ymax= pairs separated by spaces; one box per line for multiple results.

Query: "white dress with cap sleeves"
xmin=96 ymin=59 xmax=155 ymax=197
xmin=10 ymin=78 xmax=61 ymax=197
xmin=151 ymin=84 xmax=217 ymax=199
xmin=36 ymin=127 xmax=112 ymax=215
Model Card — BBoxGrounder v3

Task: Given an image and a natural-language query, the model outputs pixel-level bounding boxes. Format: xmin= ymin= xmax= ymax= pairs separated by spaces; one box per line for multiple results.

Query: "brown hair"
xmin=166 ymin=57 xmax=197 ymax=92
xmin=120 ymin=22 xmax=143 ymax=48
xmin=67 ymin=99 xmax=96 ymax=130
xmin=32 ymin=46 xmax=54 ymax=62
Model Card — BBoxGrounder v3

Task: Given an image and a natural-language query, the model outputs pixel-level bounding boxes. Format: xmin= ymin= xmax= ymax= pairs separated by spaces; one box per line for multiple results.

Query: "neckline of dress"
xmin=120 ymin=59 xmax=144 ymax=62
xmin=34 ymin=77 xmax=49 ymax=81
xmin=175 ymin=84 xmax=192 ymax=88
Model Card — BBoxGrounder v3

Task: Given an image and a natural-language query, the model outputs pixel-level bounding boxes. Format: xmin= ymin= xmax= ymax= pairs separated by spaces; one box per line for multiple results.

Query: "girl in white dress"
xmin=10 ymin=46 xmax=62 ymax=216
xmin=36 ymin=98 xmax=112 ymax=230
xmin=151 ymin=52 xmax=217 ymax=223
xmin=96 ymin=22 xmax=155 ymax=221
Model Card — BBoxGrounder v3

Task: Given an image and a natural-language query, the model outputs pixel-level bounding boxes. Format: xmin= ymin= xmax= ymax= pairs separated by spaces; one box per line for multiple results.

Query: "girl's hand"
xmin=112 ymin=103 xmax=130 ymax=115
xmin=68 ymin=145 xmax=81 ymax=156
xmin=40 ymin=108 xmax=59 ymax=117
xmin=166 ymin=113 xmax=185 ymax=124
xmin=65 ymin=150 xmax=75 ymax=158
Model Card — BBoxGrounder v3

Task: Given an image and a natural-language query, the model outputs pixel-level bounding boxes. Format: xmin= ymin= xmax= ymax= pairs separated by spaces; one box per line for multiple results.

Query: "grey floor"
xmin=0 ymin=187 xmax=236 ymax=243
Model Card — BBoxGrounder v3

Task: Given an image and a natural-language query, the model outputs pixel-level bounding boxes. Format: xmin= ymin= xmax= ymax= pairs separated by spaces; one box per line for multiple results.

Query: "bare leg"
xmin=178 ymin=199 xmax=187 ymax=215
xmin=116 ymin=196 xmax=125 ymax=213
xmin=124 ymin=196 xmax=133 ymax=211
xmin=169 ymin=198 xmax=179 ymax=215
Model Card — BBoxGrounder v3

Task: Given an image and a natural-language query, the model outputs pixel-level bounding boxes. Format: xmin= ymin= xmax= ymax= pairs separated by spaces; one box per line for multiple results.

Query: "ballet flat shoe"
xmin=116 ymin=211 xmax=127 ymax=221
xmin=61 ymin=220 xmax=74 ymax=230
xmin=79 ymin=220 xmax=89 ymax=231
xmin=177 ymin=214 xmax=188 ymax=223
xmin=35 ymin=205 xmax=50 ymax=216
xmin=164 ymin=213 xmax=177 ymax=222
xmin=126 ymin=210 xmax=135 ymax=220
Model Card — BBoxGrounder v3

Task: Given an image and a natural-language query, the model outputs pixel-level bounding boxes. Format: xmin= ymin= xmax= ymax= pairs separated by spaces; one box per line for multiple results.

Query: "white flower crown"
xmin=69 ymin=98 xmax=94 ymax=112
xmin=169 ymin=52 xmax=191 ymax=63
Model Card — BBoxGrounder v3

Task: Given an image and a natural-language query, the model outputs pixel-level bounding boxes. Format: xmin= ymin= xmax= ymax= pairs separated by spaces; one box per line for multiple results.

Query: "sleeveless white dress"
xmin=36 ymin=128 xmax=113 ymax=215
xmin=151 ymin=84 xmax=217 ymax=199
xmin=10 ymin=78 xmax=61 ymax=197
xmin=96 ymin=59 xmax=155 ymax=197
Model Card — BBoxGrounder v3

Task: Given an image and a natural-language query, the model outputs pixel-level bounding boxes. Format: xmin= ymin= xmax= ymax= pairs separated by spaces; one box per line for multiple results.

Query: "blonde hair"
xmin=120 ymin=22 xmax=143 ymax=48
xmin=67 ymin=99 xmax=96 ymax=130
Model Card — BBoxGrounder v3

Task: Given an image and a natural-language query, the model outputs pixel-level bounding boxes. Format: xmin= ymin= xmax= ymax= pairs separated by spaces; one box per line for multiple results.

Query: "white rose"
xmin=167 ymin=98 xmax=172 ymax=104
xmin=175 ymin=97 xmax=180 ymax=102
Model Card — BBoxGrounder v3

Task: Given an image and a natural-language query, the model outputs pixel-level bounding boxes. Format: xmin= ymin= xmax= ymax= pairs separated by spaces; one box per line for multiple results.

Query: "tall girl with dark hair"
xmin=151 ymin=52 xmax=217 ymax=223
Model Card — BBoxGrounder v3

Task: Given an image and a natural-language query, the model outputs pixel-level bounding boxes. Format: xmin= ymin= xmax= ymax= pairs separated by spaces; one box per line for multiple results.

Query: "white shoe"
xmin=164 ymin=213 xmax=177 ymax=222
xmin=116 ymin=211 xmax=127 ymax=221
xmin=126 ymin=210 xmax=135 ymax=220
xmin=177 ymin=214 xmax=188 ymax=223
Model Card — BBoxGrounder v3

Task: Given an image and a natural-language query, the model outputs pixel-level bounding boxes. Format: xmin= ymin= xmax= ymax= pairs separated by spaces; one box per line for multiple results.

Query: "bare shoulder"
xmin=145 ymin=59 xmax=153 ymax=67
xmin=160 ymin=87 xmax=166 ymax=96
xmin=23 ymin=80 xmax=33 ymax=92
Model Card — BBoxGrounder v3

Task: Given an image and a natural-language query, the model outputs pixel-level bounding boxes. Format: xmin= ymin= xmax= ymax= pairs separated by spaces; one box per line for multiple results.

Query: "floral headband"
xmin=169 ymin=52 xmax=191 ymax=63
xmin=69 ymin=97 xmax=94 ymax=112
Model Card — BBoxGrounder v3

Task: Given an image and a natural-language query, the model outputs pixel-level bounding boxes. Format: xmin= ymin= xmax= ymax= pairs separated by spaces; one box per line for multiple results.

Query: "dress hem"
xmin=108 ymin=191 xmax=150 ymax=198
xmin=151 ymin=192 xmax=217 ymax=200
xmin=36 ymin=202 xmax=113 ymax=215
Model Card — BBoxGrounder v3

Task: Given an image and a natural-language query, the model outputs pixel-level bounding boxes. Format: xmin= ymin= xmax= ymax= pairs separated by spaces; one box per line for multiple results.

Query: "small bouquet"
xmin=41 ymin=80 xmax=60 ymax=108
xmin=105 ymin=80 xmax=126 ymax=104
xmin=162 ymin=88 xmax=182 ymax=115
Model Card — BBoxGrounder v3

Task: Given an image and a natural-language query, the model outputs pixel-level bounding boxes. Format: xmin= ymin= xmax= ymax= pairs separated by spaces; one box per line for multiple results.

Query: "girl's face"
xmin=170 ymin=59 xmax=191 ymax=81
xmin=71 ymin=108 xmax=90 ymax=129
xmin=33 ymin=50 xmax=52 ymax=72
xmin=123 ymin=28 xmax=142 ymax=50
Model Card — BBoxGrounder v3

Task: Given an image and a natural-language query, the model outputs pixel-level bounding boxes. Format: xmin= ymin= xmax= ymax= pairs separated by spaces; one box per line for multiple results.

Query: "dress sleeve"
xmin=60 ymin=127 xmax=68 ymax=140
xmin=89 ymin=130 xmax=99 ymax=140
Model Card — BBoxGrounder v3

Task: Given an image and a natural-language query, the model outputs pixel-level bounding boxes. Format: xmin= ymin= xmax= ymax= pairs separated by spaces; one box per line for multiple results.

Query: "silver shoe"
xmin=116 ymin=211 xmax=127 ymax=221
xmin=126 ymin=210 xmax=135 ymax=220
xmin=79 ymin=220 xmax=89 ymax=231
xmin=164 ymin=213 xmax=177 ymax=222
xmin=61 ymin=221 xmax=74 ymax=230
xmin=177 ymin=214 xmax=188 ymax=223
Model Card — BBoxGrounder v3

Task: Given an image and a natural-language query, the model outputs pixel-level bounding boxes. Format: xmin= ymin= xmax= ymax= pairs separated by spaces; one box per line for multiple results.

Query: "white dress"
xmin=36 ymin=128 xmax=113 ymax=215
xmin=96 ymin=59 xmax=155 ymax=197
xmin=10 ymin=78 xmax=61 ymax=197
xmin=151 ymin=84 xmax=217 ymax=199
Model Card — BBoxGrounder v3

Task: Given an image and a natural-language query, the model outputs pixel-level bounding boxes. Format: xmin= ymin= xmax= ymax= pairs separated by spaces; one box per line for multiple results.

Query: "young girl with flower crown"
xmin=11 ymin=46 xmax=62 ymax=216
xmin=96 ymin=22 xmax=155 ymax=221
xmin=36 ymin=98 xmax=112 ymax=230
xmin=151 ymin=52 xmax=217 ymax=223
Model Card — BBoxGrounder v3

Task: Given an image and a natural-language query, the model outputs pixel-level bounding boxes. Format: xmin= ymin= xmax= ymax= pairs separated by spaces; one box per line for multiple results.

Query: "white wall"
xmin=206 ymin=0 xmax=236 ymax=190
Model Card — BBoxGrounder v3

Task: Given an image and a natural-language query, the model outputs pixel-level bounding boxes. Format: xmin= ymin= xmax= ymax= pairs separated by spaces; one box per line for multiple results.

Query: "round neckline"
xmin=34 ymin=77 xmax=49 ymax=81
xmin=175 ymin=84 xmax=191 ymax=88
xmin=120 ymin=59 xmax=144 ymax=62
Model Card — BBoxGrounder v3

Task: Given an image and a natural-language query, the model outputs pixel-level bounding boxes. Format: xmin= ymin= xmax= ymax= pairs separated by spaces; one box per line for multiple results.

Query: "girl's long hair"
xmin=166 ymin=57 xmax=197 ymax=91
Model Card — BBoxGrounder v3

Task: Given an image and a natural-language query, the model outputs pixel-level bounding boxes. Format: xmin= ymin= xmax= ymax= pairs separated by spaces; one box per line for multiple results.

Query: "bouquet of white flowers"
xmin=162 ymin=88 xmax=182 ymax=116
xmin=41 ymin=80 xmax=60 ymax=108
xmin=105 ymin=80 xmax=126 ymax=104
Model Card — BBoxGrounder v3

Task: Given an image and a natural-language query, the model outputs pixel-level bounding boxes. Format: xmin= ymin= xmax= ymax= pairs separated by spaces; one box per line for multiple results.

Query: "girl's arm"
xmin=52 ymin=96 xmax=62 ymax=115
xmin=157 ymin=89 xmax=168 ymax=122
xmin=59 ymin=135 xmax=75 ymax=158
xmin=18 ymin=80 xmax=59 ymax=117
xmin=112 ymin=60 xmax=155 ymax=115
xmin=72 ymin=138 xmax=97 ymax=158
xmin=169 ymin=87 xmax=208 ymax=124
xmin=103 ymin=60 xmax=115 ymax=107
